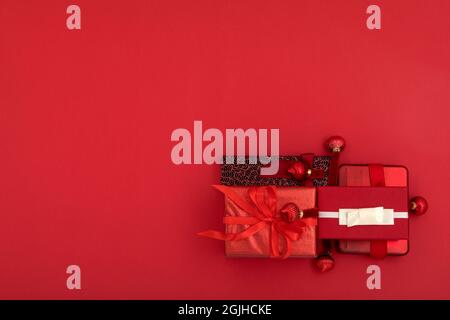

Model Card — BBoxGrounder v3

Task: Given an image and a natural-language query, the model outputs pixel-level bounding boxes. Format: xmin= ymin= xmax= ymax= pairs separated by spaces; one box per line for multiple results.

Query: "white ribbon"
xmin=319 ymin=207 xmax=408 ymax=227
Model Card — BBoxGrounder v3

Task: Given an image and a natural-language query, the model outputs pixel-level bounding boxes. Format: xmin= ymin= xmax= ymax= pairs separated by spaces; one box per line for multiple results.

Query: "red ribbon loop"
xmin=301 ymin=154 xmax=325 ymax=180
xmin=197 ymin=185 xmax=317 ymax=259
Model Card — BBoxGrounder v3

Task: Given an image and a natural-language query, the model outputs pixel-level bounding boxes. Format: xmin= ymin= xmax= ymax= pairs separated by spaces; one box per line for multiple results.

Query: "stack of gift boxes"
xmin=198 ymin=137 xmax=428 ymax=272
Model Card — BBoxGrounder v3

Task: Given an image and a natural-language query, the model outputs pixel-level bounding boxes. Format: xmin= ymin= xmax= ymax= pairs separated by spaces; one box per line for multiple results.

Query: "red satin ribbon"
xmin=324 ymin=153 xmax=339 ymax=261
xmin=198 ymin=185 xmax=318 ymax=259
xmin=370 ymin=240 xmax=388 ymax=259
xmin=368 ymin=164 xmax=386 ymax=187
xmin=301 ymin=154 xmax=325 ymax=184
xmin=328 ymin=153 xmax=340 ymax=186
xmin=368 ymin=164 xmax=388 ymax=259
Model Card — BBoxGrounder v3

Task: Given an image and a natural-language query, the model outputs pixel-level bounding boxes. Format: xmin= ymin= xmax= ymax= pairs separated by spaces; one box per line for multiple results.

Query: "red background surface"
xmin=1 ymin=0 xmax=449 ymax=299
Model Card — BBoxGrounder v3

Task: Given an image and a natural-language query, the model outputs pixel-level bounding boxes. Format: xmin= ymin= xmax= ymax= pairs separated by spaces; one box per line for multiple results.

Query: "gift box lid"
xmin=318 ymin=186 xmax=409 ymax=240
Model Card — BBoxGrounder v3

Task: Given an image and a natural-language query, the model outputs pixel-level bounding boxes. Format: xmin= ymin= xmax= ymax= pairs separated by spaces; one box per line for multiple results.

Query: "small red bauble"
xmin=287 ymin=162 xmax=308 ymax=181
xmin=326 ymin=136 xmax=346 ymax=153
xmin=409 ymin=196 xmax=428 ymax=216
xmin=315 ymin=254 xmax=335 ymax=273
xmin=280 ymin=203 xmax=300 ymax=223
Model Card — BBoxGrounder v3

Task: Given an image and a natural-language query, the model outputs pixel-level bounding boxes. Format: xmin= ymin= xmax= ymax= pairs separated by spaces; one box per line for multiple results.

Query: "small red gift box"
xmin=317 ymin=186 xmax=409 ymax=257
xmin=338 ymin=164 xmax=409 ymax=255
xmin=198 ymin=185 xmax=318 ymax=258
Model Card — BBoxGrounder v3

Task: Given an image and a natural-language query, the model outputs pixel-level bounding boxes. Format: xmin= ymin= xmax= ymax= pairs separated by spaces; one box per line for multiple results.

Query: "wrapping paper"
xmin=222 ymin=186 xmax=318 ymax=257
xmin=220 ymin=155 xmax=330 ymax=187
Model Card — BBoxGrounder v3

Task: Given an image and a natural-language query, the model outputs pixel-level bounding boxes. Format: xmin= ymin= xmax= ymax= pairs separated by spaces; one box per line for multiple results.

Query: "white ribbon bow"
xmin=319 ymin=207 xmax=408 ymax=227
xmin=339 ymin=207 xmax=394 ymax=227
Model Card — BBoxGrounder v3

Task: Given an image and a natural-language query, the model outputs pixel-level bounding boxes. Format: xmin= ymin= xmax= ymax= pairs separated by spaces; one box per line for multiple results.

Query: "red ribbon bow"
xmin=198 ymin=185 xmax=318 ymax=259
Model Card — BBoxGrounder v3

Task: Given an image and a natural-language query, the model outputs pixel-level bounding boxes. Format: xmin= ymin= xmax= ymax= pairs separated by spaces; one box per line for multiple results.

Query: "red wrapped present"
xmin=318 ymin=186 xmax=409 ymax=258
xmin=338 ymin=164 xmax=409 ymax=255
xmin=198 ymin=185 xmax=318 ymax=258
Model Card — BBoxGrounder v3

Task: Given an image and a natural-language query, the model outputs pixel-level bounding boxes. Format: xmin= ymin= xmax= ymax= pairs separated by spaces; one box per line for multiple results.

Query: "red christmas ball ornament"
xmin=409 ymin=196 xmax=428 ymax=216
xmin=326 ymin=136 xmax=346 ymax=153
xmin=287 ymin=161 xmax=309 ymax=181
xmin=280 ymin=203 xmax=301 ymax=223
xmin=315 ymin=254 xmax=335 ymax=273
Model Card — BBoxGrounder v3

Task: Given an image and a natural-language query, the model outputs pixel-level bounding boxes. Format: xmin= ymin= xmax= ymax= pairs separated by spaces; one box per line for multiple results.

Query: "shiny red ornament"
xmin=287 ymin=161 xmax=308 ymax=181
xmin=315 ymin=254 xmax=335 ymax=272
xmin=280 ymin=203 xmax=300 ymax=223
xmin=326 ymin=136 xmax=346 ymax=153
xmin=409 ymin=196 xmax=428 ymax=216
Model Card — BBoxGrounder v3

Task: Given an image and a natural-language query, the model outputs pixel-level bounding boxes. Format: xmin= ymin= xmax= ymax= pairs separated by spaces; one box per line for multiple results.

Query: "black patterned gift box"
xmin=220 ymin=155 xmax=330 ymax=187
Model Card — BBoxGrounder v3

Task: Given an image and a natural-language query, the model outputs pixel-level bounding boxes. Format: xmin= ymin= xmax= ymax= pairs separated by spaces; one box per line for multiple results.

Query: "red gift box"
xmin=339 ymin=165 xmax=408 ymax=187
xmin=198 ymin=185 xmax=318 ymax=258
xmin=338 ymin=164 xmax=409 ymax=255
xmin=318 ymin=186 xmax=409 ymax=241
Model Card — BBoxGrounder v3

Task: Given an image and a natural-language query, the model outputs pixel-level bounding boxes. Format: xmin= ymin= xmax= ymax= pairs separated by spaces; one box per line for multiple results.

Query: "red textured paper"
xmin=318 ymin=187 xmax=408 ymax=240
xmin=224 ymin=187 xmax=317 ymax=257
xmin=1 ymin=0 xmax=450 ymax=299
